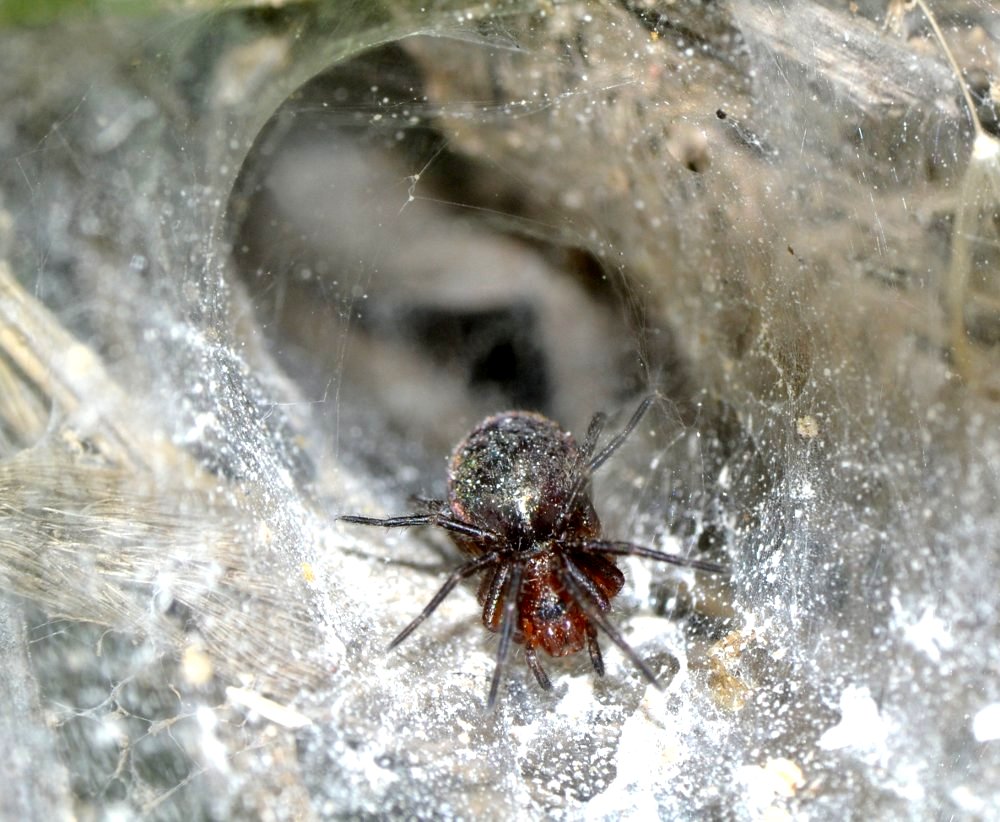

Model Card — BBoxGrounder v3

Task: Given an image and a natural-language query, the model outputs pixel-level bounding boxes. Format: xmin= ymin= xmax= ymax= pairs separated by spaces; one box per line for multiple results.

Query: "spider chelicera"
xmin=340 ymin=396 xmax=726 ymax=706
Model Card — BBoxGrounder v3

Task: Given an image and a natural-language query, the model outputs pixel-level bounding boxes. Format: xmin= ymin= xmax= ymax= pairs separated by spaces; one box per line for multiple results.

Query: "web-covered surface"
xmin=1 ymin=0 xmax=999 ymax=818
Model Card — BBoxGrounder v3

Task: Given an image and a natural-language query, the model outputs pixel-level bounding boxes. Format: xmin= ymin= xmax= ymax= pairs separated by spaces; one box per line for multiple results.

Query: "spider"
xmin=340 ymin=396 xmax=726 ymax=706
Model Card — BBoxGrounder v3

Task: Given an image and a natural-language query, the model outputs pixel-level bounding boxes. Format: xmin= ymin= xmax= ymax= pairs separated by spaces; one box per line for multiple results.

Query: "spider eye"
xmin=535 ymin=597 xmax=565 ymax=622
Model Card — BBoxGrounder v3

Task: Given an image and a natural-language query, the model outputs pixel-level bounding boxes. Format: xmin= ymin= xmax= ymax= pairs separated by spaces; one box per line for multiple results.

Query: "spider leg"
xmin=481 ymin=565 xmax=509 ymax=630
xmin=387 ymin=552 xmax=500 ymax=650
xmin=585 ymin=624 xmax=605 ymax=677
xmin=339 ymin=513 xmax=433 ymax=527
xmin=580 ymin=411 xmax=608 ymax=460
xmin=524 ymin=647 xmax=553 ymax=690
xmin=339 ymin=512 xmax=497 ymax=543
xmin=565 ymin=395 xmax=656 ymax=517
xmin=571 ymin=539 xmax=726 ymax=575
xmin=482 ymin=568 xmax=555 ymax=693
xmin=561 ymin=558 xmax=663 ymax=689
xmin=487 ymin=561 xmax=524 ymax=709
xmin=586 ymin=394 xmax=656 ymax=473
xmin=558 ymin=553 xmax=612 ymax=610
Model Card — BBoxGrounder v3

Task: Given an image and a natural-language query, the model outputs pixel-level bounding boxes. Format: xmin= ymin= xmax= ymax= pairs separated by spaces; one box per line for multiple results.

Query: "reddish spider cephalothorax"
xmin=340 ymin=396 xmax=725 ymax=706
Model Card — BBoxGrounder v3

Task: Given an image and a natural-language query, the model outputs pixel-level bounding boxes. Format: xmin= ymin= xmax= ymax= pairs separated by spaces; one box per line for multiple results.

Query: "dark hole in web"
xmin=399 ymin=302 xmax=550 ymax=410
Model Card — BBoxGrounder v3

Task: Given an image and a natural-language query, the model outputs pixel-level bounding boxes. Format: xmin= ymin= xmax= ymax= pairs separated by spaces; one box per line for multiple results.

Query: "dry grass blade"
xmin=0 ymin=263 xmax=327 ymax=700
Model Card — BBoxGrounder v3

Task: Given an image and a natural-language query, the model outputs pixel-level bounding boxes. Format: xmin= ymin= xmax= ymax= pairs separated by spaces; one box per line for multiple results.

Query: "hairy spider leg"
xmin=387 ymin=552 xmax=501 ymax=650
xmin=338 ymin=512 xmax=497 ymax=543
xmin=557 ymin=552 xmax=612 ymax=677
xmin=580 ymin=411 xmax=608 ymax=460
xmin=561 ymin=559 xmax=663 ymax=688
xmin=564 ymin=394 xmax=656 ymax=520
xmin=561 ymin=553 xmax=613 ymax=610
xmin=585 ymin=625 xmax=605 ymax=677
xmin=488 ymin=562 xmax=524 ymax=708
xmin=524 ymin=647 xmax=553 ymax=690
xmin=486 ymin=565 xmax=520 ymax=704
xmin=571 ymin=540 xmax=727 ymax=575
xmin=586 ymin=394 xmax=656 ymax=473
xmin=480 ymin=565 xmax=554 ymax=694
xmin=481 ymin=565 xmax=509 ymax=628
xmin=483 ymin=565 xmax=552 ymax=691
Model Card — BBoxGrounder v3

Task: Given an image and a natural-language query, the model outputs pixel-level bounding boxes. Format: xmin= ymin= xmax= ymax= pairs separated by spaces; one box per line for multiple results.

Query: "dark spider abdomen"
xmin=447 ymin=412 xmax=600 ymax=547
